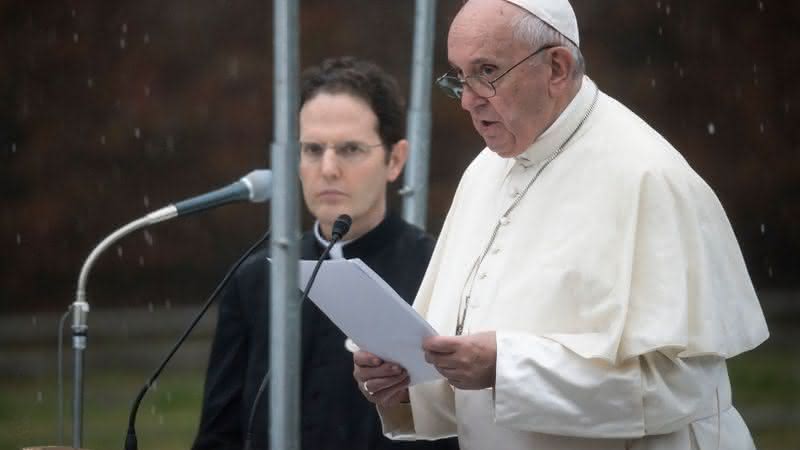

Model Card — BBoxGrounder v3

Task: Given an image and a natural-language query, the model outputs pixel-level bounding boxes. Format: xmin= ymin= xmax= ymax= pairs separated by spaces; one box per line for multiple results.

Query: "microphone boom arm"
xmin=71 ymin=205 xmax=178 ymax=448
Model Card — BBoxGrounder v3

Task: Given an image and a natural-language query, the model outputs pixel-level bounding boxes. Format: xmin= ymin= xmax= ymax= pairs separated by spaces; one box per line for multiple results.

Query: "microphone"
xmin=331 ymin=214 xmax=353 ymax=241
xmin=66 ymin=169 xmax=271 ymax=450
xmin=146 ymin=169 xmax=273 ymax=224
xmin=243 ymin=214 xmax=352 ymax=450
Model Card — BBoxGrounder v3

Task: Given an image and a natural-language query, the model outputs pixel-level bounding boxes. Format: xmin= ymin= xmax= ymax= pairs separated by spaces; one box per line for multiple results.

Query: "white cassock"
xmin=378 ymin=77 xmax=769 ymax=450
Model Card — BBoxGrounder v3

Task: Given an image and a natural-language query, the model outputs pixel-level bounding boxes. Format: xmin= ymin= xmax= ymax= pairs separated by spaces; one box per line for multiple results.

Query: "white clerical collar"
xmin=515 ymin=76 xmax=598 ymax=168
xmin=313 ymin=221 xmax=354 ymax=259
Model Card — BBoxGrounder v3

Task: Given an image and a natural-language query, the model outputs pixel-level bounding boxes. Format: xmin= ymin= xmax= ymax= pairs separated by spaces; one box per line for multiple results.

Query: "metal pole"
xmin=401 ymin=0 xmax=437 ymax=230
xmin=270 ymin=0 xmax=301 ymax=449
xmin=71 ymin=302 xmax=88 ymax=448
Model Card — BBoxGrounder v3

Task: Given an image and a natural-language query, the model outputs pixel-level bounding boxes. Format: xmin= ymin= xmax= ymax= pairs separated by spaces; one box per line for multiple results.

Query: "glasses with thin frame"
xmin=435 ymin=44 xmax=557 ymax=99
xmin=299 ymin=140 xmax=384 ymax=163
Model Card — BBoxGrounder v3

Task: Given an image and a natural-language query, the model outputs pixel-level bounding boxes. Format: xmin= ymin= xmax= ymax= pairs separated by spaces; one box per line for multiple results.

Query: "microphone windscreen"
xmin=331 ymin=214 xmax=353 ymax=240
xmin=242 ymin=170 xmax=272 ymax=202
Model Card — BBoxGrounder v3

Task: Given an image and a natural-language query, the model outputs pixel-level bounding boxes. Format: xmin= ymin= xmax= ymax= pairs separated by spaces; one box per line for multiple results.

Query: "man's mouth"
xmin=478 ymin=119 xmax=499 ymax=130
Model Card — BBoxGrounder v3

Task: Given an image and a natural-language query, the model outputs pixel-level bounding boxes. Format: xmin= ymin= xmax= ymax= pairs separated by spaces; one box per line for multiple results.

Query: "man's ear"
xmin=548 ymin=47 xmax=575 ymax=92
xmin=386 ymin=139 xmax=409 ymax=183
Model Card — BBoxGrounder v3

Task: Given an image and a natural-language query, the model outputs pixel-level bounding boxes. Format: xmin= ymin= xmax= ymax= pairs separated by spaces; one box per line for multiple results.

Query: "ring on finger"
xmin=363 ymin=380 xmax=374 ymax=396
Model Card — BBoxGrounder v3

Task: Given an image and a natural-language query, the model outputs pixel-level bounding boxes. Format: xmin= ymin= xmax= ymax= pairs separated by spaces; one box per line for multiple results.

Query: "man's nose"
xmin=320 ymin=148 xmax=340 ymax=177
xmin=460 ymin=86 xmax=486 ymax=113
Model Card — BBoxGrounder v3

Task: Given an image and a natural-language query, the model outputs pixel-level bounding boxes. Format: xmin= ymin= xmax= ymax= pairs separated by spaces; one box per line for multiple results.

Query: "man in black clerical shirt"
xmin=193 ymin=57 xmax=458 ymax=450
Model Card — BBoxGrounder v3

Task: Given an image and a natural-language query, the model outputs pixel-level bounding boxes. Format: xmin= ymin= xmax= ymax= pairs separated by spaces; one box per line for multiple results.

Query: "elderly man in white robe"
xmin=353 ymin=0 xmax=769 ymax=449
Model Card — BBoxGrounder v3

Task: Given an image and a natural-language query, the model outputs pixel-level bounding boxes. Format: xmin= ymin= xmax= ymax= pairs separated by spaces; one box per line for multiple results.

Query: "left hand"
xmin=422 ymin=331 xmax=497 ymax=390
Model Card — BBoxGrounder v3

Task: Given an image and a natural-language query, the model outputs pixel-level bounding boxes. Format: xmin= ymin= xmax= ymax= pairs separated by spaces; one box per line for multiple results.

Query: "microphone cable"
xmin=124 ymin=227 xmax=272 ymax=450
xmin=243 ymin=214 xmax=352 ymax=450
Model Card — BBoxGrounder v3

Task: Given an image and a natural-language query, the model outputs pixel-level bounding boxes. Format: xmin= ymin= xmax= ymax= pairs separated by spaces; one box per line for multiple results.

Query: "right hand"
xmin=353 ymin=350 xmax=410 ymax=407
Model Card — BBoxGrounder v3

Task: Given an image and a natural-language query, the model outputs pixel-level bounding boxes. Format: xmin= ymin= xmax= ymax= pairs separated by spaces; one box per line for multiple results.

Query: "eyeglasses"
xmin=299 ymin=140 xmax=384 ymax=163
xmin=435 ymin=44 xmax=557 ymax=99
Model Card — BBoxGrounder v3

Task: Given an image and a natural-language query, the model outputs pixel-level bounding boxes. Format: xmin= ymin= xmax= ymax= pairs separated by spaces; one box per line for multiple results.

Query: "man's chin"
xmin=485 ymin=143 xmax=518 ymax=158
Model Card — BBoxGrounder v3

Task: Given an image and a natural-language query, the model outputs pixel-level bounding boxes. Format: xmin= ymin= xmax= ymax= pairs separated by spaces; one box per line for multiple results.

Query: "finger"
xmin=423 ymin=336 xmax=459 ymax=353
xmin=373 ymin=375 xmax=410 ymax=406
xmin=355 ymin=362 xmax=404 ymax=382
xmin=368 ymin=372 xmax=409 ymax=394
xmin=353 ymin=350 xmax=383 ymax=367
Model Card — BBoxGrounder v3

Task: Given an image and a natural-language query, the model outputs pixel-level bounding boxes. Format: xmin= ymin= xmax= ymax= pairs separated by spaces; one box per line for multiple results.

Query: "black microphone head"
xmin=331 ymin=214 xmax=353 ymax=241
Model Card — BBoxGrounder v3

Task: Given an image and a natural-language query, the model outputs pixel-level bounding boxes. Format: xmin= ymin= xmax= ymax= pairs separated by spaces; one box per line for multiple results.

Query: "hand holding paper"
xmin=298 ymin=258 xmax=442 ymax=385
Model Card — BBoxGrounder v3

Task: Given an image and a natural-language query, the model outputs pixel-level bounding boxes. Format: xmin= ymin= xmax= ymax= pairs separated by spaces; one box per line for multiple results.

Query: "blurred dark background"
xmin=1 ymin=1 xmax=798 ymax=449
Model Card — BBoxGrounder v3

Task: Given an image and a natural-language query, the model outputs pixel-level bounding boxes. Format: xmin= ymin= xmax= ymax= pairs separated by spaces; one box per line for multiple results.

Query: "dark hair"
xmin=300 ymin=57 xmax=406 ymax=149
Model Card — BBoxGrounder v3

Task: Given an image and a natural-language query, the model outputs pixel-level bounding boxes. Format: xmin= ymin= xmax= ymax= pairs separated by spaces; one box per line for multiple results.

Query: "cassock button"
xmin=499 ymin=216 xmax=510 ymax=226
xmin=478 ymin=272 xmax=487 ymax=280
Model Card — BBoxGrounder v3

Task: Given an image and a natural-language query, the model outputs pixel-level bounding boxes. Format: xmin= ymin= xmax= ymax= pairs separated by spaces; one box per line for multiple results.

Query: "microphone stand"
xmin=69 ymin=169 xmax=272 ymax=447
xmin=124 ymin=228 xmax=271 ymax=450
xmin=71 ymin=206 xmax=177 ymax=448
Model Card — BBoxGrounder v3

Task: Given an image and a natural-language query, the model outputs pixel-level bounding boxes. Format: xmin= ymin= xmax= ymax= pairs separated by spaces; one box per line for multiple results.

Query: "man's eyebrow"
xmin=447 ymin=57 xmax=496 ymax=70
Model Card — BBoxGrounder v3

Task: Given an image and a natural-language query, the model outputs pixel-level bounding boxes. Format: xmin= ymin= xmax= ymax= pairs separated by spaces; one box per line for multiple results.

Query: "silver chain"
xmin=455 ymin=87 xmax=600 ymax=336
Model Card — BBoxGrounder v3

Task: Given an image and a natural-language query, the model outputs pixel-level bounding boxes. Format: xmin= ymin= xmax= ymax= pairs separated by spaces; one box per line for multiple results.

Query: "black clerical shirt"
xmin=193 ymin=213 xmax=459 ymax=450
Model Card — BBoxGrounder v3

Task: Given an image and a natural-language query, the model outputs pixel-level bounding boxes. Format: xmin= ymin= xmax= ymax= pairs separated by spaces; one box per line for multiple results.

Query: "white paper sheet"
xmin=298 ymin=258 xmax=442 ymax=386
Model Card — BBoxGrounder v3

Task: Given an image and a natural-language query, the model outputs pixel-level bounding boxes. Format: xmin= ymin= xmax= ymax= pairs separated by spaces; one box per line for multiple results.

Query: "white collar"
xmin=514 ymin=76 xmax=598 ymax=169
xmin=313 ymin=221 xmax=354 ymax=259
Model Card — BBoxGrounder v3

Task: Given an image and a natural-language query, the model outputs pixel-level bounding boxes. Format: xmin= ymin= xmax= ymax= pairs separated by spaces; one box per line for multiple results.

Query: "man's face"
xmin=447 ymin=0 xmax=557 ymax=158
xmin=299 ymin=92 xmax=404 ymax=237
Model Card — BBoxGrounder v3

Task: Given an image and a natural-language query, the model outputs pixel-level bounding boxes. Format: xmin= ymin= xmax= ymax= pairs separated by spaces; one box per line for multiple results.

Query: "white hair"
xmin=512 ymin=11 xmax=585 ymax=79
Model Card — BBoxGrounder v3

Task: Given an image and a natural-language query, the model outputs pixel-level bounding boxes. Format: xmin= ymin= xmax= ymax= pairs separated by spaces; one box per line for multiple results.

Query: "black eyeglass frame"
xmin=435 ymin=44 xmax=558 ymax=99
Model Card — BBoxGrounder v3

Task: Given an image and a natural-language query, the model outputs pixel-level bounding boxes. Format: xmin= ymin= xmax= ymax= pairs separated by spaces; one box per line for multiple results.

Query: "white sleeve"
xmin=493 ymin=331 xmax=724 ymax=438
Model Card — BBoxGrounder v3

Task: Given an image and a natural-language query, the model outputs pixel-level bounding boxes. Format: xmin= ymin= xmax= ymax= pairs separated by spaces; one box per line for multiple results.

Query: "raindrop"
xmin=11 ymin=142 xmax=16 ymax=153
xmin=100 ymin=135 xmax=106 ymax=145
xmin=73 ymin=32 xmax=79 ymax=43
xmin=71 ymin=9 xmax=76 ymax=17
xmin=143 ymin=195 xmax=150 ymax=208
xmin=16 ymin=233 xmax=22 ymax=245
xmin=120 ymin=37 xmax=126 ymax=49
xmin=760 ymin=223 xmax=766 ymax=235
xmin=167 ymin=391 xmax=173 ymax=403
xmin=134 ymin=128 xmax=141 ymax=139
xmin=707 ymin=123 xmax=716 ymax=135
xmin=152 ymin=380 xmax=158 ymax=391
xmin=650 ymin=78 xmax=657 ymax=88
xmin=138 ymin=255 xmax=145 ymax=266
xmin=36 ymin=391 xmax=43 ymax=403
xmin=229 ymin=58 xmax=239 ymax=79
xmin=117 ymin=245 xmax=124 ymax=258
xmin=768 ymin=266 xmax=773 ymax=278
xmin=87 ymin=77 xmax=94 ymax=88
xmin=658 ymin=26 xmax=663 ymax=36
xmin=32 ymin=315 xmax=38 ymax=326
xmin=165 ymin=299 xmax=172 ymax=310
xmin=144 ymin=229 xmax=154 ymax=246
xmin=150 ymin=405 xmax=156 ymax=415
xmin=758 ymin=1 xmax=765 ymax=12
xmin=753 ymin=64 xmax=758 ymax=74
xmin=144 ymin=85 xmax=150 ymax=97
xmin=122 ymin=23 xmax=128 ymax=33
xmin=158 ymin=415 xmax=165 ymax=425
xmin=759 ymin=123 xmax=765 ymax=134
xmin=143 ymin=33 xmax=150 ymax=44
xmin=785 ymin=102 xmax=790 ymax=113
xmin=665 ymin=4 xmax=671 ymax=15
xmin=148 ymin=302 xmax=154 ymax=312
xmin=678 ymin=68 xmax=684 ymax=78
xmin=656 ymin=1 xmax=661 ymax=10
